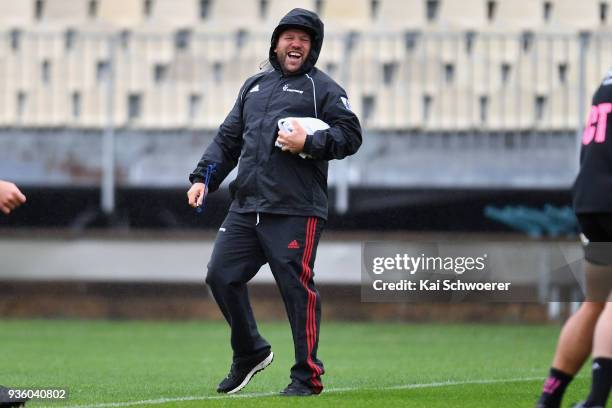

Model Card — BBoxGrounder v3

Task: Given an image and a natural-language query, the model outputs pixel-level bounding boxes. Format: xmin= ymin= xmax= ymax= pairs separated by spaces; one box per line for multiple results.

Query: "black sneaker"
xmin=279 ymin=380 xmax=317 ymax=397
xmin=0 ymin=386 xmax=28 ymax=407
xmin=217 ymin=351 xmax=274 ymax=394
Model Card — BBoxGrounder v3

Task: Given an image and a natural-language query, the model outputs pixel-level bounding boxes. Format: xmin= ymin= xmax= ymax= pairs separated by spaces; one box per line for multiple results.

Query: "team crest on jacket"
xmin=282 ymin=84 xmax=304 ymax=94
xmin=340 ymin=96 xmax=352 ymax=111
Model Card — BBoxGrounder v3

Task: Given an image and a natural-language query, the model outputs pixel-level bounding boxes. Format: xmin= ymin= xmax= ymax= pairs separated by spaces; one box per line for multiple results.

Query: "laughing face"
xmin=274 ymin=28 xmax=312 ymax=74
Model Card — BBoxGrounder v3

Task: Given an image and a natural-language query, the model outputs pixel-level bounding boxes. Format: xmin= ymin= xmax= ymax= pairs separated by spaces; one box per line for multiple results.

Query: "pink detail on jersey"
xmin=583 ymin=103 xmax=612 ymax=145
xmin=542 ymin=377 xmax=561 ymax=394
xmin=583 ymin=106 xmax=598 ymax=145
xmin=596 ymin=103 xmax=612 ymax=143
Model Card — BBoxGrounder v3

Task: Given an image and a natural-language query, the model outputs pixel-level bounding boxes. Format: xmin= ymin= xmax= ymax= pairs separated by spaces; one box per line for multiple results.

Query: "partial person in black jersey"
xmin=536 ymin=70 xmax=612 ymax=408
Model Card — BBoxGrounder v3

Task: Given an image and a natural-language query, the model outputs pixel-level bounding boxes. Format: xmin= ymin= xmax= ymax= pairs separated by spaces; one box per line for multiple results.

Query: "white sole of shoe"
xmin=226 ymin=351 xmax=274 ymax=395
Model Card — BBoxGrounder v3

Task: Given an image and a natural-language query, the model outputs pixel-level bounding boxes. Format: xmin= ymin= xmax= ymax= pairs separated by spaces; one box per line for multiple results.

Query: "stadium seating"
xmin=434 ymin=0 xmax=488 ymax=30
xmin=542 ymin=0 xmax=602 ymax=32
xmin=317 ymin=0 xmax=371 ymax=30
xmin=145 ymin=0 xmax=198 ymax=27
xmin=0 ymin=1 xmax=34 ymax=27
xmin=97 ymin=0 xmax=142 ymax=27
xmin=0 ymin=0 xmax=611 ymax=130
xmin=371 ymin=0 xmax=427 ymax=30
xmin=480 ymin=0 xmax=543 ymax=32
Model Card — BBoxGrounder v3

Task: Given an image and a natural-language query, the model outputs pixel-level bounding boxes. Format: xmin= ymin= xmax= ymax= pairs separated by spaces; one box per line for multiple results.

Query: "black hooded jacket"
xmin=190 ymin=8 xmax=362 ymax=220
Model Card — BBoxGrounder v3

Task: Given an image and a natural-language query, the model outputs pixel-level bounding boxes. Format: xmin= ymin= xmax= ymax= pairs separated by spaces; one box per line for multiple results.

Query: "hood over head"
xmin=269 ymin=8 xmax=324 ymax=75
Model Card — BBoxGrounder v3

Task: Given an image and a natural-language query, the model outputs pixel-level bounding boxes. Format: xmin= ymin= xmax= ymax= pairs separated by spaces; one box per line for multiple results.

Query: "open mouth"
xmin=287 ymin=51 xmax=302 ymax=61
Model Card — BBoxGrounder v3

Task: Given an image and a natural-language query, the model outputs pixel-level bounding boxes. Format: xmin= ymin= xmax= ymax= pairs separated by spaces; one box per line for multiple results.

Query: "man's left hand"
xmin=277 ymin=120 xmax=307 ymax=154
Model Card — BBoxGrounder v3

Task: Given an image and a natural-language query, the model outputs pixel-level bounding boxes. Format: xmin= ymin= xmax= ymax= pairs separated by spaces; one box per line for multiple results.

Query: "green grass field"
xmin=0 ymin=319 xmax=592 ymax=407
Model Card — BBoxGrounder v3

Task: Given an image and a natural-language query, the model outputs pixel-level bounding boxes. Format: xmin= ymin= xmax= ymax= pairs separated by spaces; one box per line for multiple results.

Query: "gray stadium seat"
xmin=0 ymin=1 xmax=34 ymax=27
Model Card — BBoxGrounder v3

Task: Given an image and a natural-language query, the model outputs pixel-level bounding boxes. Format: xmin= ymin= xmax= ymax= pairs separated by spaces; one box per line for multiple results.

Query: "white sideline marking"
xmin=47 ymin=376 xmax=543 ymax=408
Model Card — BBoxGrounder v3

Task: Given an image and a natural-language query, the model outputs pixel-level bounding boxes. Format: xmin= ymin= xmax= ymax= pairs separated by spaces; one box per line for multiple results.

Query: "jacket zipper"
xmin=255 ymin=73 xmax=284 ymax=210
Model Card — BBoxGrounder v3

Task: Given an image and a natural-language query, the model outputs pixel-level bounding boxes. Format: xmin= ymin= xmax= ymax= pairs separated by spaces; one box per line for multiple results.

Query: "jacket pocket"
xmin=229 ymin=166 xmax=254 ymax=201
xmin=264 ymin=153 xmax=314 ymax=207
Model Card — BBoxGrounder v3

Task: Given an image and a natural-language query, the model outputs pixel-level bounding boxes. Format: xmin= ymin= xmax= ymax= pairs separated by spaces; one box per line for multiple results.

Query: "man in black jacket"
xmin=187 ymin=8 xmax=361 ymax=397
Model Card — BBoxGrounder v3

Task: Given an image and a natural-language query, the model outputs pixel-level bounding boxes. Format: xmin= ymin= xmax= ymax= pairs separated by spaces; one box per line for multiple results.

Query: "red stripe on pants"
xmin=300 ymin=217 xmax=322 ymax=391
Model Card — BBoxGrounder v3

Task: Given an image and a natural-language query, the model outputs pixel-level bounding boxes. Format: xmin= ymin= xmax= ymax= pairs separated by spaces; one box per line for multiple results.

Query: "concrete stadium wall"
xmin=0 ymin=233 xmax=361 ymax=283
xmin=0 ymin=129 xmax=578 ymax=189
xmin=0 ymin=233 xmax=582 ymax=284
xmin=0 ymin=232 xmax=582 ymax=322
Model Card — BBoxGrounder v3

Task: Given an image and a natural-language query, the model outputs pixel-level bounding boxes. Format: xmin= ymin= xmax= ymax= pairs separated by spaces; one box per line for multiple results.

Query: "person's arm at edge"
xmin=0 ymin=180 xmax=26 ymax=215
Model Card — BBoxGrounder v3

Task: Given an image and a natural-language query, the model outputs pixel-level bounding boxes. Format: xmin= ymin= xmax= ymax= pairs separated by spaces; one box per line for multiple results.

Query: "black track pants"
xmin=206 ymin=211 xmax=325 ymax=392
